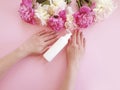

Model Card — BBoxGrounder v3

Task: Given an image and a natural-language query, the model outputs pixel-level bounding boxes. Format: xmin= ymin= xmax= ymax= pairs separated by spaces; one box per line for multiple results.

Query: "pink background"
xmin=0 ymin=0 xmax=120 ymax=90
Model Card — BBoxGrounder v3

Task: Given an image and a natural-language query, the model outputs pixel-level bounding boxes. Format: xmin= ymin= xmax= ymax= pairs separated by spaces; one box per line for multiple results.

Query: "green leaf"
xmin=36 ymin=0 xmax=50 ymax=5
xmin=65 ymin=0 xmax=71 ymax=4
xmin=76 ymin=0 xmax=82 ymax=8
xmin=76 ymin=0 xmax=93 ymax=8
xmin=41 ymin=0 xmax=50 ymax=5
xmin=84 ymin=0 xmax=92 ymax=6
xmin=84 ymin=0 xmax=89 ymax=3
xmin=36 ymin=0 xmax=47 ymax=3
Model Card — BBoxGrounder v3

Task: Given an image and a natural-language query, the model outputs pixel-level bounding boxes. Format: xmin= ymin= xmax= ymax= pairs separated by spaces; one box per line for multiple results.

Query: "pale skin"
xmin=0 ymin=30 xmax=58 ymax=79
xmin=0 ymin=29 xmax=85 ymax=90
xmin=60 ymin=30 xmax=85 ymax=90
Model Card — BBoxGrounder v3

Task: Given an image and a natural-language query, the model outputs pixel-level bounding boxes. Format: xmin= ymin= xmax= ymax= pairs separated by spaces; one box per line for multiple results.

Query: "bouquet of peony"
xmin=19 ymin=0 xmax=116 ymax=31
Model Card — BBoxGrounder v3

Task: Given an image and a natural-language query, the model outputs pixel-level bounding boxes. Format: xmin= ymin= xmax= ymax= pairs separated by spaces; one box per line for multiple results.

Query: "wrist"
xmin=15 ymin=46 xmax=30 ymax=59
xmin=67 ymin=61 xmax=80 ymax=72
xmin=67 ymin=56 xmax=83 ymax=70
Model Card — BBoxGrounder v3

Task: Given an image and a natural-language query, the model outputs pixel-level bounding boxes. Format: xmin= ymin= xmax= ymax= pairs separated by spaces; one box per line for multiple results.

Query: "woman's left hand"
xmin=18 ymin=30 xmax=58 ymax=57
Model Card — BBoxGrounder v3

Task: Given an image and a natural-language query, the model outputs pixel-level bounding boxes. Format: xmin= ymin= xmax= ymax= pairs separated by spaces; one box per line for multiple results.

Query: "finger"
xmin=42 ymin=31 xmax=57 ymax=38
xmin=44 ymin=34 xmax=58 ymax=41
xmin=71 ymin=30 xmax=77 ymax=44
xmin=45 ymin=37 xmax=58 ymax=46
xmin=80 ymin=32 xmax=83 ymax=45
xmin=67 ymin=37 xmax=71 ymax=46
xmin=38 ymin=30 xmax=54 ymax=36
xmin=77 ymin=30 xmax=81 ymax=45
xmin=83 ymin=38 xmax=86 ymax=48
xmin=37 ymin=30 xmax=47 ymax=36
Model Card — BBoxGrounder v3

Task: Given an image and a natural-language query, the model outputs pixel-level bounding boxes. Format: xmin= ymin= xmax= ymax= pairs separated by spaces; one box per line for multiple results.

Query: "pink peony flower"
xmin=22 ymin=0 xmax=32 ymax=7
xmin=73 ymin=6 xmax=95 ymax=28
xmin=59 ymin=10 xmax=66 ymax=22
xmin=19 ymin=0 xmax=36 ymax=24
xmin=47 ymin=15 xmax=65 ymax=31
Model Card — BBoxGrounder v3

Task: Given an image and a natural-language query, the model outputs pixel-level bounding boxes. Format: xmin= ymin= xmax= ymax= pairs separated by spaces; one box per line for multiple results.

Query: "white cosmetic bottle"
xmin=43 ymin=32 xmax=72 ymax=62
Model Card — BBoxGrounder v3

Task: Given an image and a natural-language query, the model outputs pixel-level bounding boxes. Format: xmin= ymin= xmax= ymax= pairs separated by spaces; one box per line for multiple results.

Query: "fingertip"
xmin=38 ymin=30 xmax=47 ymax=36
xmin=76 ymin=29 xmax=80 ymax=45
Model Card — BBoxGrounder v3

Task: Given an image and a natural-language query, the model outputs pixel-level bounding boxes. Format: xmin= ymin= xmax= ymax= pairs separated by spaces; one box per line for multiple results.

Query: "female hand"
xmin=66 ymin=30 xmax=85 ymax=67
xmin=0 ymin=30 xmax=58 ymax=79
xmin=61 ymin=30 xmax=86 ymax=90
xmin=19 ymin=30 xmax=58 ymax=57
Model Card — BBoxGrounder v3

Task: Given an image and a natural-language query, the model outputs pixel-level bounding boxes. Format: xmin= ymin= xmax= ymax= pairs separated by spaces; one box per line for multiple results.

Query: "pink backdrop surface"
xmin=0 ymin=0 xmax=120 ymax=90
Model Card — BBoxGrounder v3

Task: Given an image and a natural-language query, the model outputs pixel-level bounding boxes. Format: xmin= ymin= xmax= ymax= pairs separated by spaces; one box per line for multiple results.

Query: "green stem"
xmin=76 ymin=0 xmax=84 ymax=8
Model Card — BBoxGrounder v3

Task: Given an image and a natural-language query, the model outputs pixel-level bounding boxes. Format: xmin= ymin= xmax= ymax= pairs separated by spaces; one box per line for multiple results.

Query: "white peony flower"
xmin=35 ymin=0 xmax=67 ymax=25
xmin=94 ymin=0 xmax=116 ymax=21
xmin=65 ymin=7 xmax=76 ymax=30
xmin=51 ymin=0 xmax=67 ymax=14
xmin=35 ymin=4 xmax=50 ymax=25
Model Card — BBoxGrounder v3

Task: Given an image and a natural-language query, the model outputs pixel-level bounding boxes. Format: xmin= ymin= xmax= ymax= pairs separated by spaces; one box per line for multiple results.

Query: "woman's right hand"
xmin=66 ymin=30 xmax=85 ymax=68
xmin=19 ymin=30 xmax=58 ymax=57
xmin=60 ymin=30 xmax=86 ymax=90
